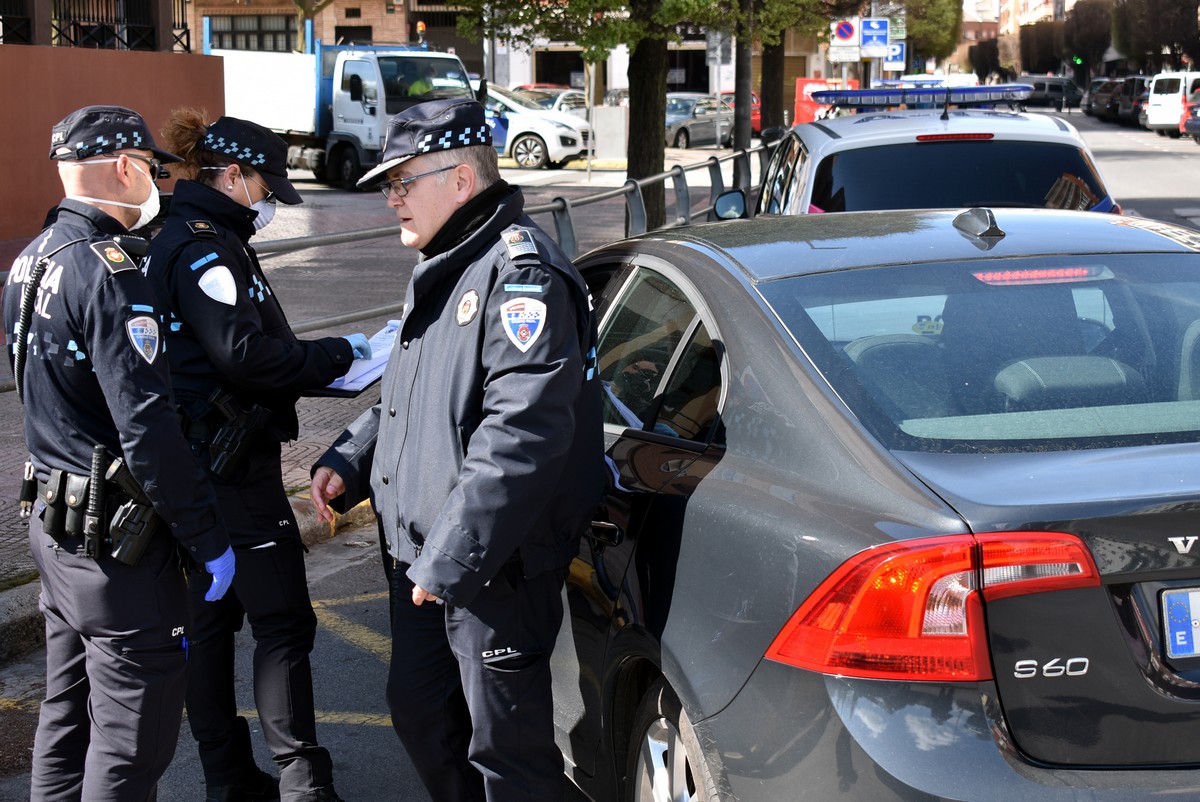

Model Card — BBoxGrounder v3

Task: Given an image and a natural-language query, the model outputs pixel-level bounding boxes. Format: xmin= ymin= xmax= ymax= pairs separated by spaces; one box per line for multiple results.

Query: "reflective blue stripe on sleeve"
xmin=189 ymin=252 xmax=219 ymax=271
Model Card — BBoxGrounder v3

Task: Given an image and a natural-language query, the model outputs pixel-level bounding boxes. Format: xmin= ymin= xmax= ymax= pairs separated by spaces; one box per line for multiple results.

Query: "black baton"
xmin=82 ymin=445 xmax=107 ymax=557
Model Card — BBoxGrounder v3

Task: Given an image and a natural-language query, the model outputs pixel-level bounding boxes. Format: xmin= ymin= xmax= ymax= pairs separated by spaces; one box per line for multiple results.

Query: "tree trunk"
xmin=760 ymin=40 xmax=785 ymax=131
xmin=628 ymin=35 xmax=668 ymax=231
xmin=733 ymin=6 xmax=753 ymax=151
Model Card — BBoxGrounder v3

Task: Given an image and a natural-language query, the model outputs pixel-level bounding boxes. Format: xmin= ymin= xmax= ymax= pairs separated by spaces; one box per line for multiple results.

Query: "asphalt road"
xmin=1 ymin=118 xmax=1199 ymax=800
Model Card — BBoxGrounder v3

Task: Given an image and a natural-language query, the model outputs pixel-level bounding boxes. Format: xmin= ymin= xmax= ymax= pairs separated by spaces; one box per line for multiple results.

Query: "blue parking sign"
xmin=861 ymin=18 xmax=889 ymax=58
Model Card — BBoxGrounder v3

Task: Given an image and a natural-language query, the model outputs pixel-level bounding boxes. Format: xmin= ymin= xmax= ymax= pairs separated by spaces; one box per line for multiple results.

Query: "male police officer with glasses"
xmin=3 ymin=104 xmax=235 ymax=801
xmin=309 ymin=98 xmax=603 ymax=801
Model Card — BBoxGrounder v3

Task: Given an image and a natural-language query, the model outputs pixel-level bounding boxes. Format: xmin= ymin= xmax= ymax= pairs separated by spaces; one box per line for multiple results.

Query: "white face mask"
xmin=66 ymin=160 xmax=160 ymax=230
xmin=251 ymin=198 xmax=276 ymax=231
xmin=242 ymin=175 xmax=277 ymax=231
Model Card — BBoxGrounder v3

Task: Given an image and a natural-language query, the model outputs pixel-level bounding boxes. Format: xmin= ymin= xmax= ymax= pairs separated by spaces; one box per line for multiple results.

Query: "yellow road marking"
xmin=0 ymin=697 xmax=39 ymax=713
xmin=309 ymin=593 xmax=388 ymax=662
xmin=311 ymin=591 xmax=388 ymax=608
xmin=234 ymin=708 xmax=393 ymax=727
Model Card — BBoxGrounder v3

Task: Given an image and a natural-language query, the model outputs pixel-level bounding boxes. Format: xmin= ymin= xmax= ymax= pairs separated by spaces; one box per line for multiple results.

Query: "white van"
xmin=1145 ymin=71 xmax=1200 ymax=135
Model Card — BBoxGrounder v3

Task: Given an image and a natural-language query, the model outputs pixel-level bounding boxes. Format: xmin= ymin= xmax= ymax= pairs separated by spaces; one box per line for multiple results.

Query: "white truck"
xmin=214 ymin=42 xmax=475 ymax=188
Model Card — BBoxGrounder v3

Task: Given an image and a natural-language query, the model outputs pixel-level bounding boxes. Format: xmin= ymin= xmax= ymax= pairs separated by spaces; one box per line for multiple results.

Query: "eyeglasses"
xmin=124 ymin=153 xmax=168 ymax=180
xmin=245 ymin=173 xmax=276 ymax=203
xmin=379 ymin=164 xmax=458 ymax=199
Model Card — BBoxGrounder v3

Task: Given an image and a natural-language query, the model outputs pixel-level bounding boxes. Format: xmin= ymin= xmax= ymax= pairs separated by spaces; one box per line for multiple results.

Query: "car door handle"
xmin=588 ymin=520 xmax=624 ymax=547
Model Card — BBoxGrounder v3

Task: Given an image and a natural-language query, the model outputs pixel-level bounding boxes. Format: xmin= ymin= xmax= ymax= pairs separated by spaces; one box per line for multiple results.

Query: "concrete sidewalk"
xmin=0 ymin=144 xmax=757 ymax=666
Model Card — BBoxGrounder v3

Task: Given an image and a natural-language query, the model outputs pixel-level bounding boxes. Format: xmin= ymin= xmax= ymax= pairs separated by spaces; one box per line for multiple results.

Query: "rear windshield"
xmin=810 ymin=141 xmax=1107 ymax=212
xmin=759 ymin=253 xmax=1200 ymax=454
xmin=1154 ymin=78 xmax=1182 ymax=94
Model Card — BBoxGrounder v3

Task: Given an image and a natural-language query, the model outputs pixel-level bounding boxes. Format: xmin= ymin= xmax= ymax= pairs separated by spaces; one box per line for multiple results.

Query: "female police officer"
xmin=143 ymin=110 xmax=365 ymax=802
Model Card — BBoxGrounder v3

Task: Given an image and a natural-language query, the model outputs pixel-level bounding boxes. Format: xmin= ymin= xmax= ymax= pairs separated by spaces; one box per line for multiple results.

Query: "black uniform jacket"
xmin=315 ymin=185 xmax=604 ymax=608
xmin=143 ymin=181 xmax=354 ymax=440
xmin=3 ymin=200 xmax=230 ymax=562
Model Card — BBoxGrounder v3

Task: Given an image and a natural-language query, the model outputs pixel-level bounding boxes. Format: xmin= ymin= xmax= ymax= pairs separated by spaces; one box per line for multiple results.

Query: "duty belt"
xmin=34 ymin=447 xmax=161 ymax=565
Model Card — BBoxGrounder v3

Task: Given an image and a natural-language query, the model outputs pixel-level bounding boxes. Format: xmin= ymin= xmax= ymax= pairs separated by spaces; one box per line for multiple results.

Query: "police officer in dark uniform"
xmin=309 ymin=99 xmax=604 ymax=802
xmin=143 ymin=110 xmax=361 ymax=802
xmin=3 ymin=105 xmax=236 ymax=801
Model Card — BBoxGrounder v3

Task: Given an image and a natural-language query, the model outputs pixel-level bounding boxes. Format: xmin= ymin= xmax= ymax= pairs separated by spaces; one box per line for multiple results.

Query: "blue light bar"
xmin=812 ymin=84 xmax=1034 ymax=107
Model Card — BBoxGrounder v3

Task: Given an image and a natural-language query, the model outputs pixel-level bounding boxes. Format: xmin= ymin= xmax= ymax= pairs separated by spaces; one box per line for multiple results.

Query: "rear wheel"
xmin=511 ymin=134 xmax=549 ymax=169
xmin=625 ymin=680 xmax=722 ymax=802
xmin=331 ymin=147 xmax=362 ymax=190
xmin=674 ymin=129 xmax=690 ymax=149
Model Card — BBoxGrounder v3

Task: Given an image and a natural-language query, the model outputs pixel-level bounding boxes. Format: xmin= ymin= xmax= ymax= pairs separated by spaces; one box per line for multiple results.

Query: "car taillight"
xmin=765 ymin=532 xmax=1099 ymax=682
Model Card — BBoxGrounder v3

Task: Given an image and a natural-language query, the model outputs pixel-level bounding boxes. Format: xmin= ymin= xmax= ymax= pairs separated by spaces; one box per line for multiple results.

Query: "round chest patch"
xmin=456 ymin=289 xmax=480 ymax=326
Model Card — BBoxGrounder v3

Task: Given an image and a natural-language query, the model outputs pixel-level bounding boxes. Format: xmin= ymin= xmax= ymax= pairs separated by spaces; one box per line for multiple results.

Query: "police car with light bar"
xmin=747 ymin=84 xmax=1120 ymax=217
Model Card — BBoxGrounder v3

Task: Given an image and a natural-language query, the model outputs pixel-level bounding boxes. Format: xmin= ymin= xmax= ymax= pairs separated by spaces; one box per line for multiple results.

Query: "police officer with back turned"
xmin=3 ymin=105 xmax=235 ymax=801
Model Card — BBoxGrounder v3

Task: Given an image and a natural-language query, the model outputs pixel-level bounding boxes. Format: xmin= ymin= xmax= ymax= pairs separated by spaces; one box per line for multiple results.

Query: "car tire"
xmin=674 ymin=129 xmax=690 ymax=149
xmin=1170 ymin=129 xmax=1182 ymax=139
xmin=511 ymin=134 xmax=549 ymax=169
xmin=331 ymin=147 xmax=362 ymax=191
xmin=625 ymin=680 xmax=723 ymax=802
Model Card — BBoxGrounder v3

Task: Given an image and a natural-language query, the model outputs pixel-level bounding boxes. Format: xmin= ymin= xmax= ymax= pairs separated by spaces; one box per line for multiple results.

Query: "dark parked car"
xmin=1082 ymin=77 xmax=1109 ymax=116
xmin=752 ymin=87 xmax=1120 ymax=216
xmin=1135 ymin=86 xmax=1151 ymax=128
xmin=1116 ymin=75 xmax=1153 ymax=125
xmin=555 ymin=207 xmax=1200 ymax=801
xmin=1093 ymin=78 xmax=1124 ymax=121
xmin=1018 ymin=75 xmax=1082 ymax=111
xmin=1182 ymin=88 xmax=1200 ymax=141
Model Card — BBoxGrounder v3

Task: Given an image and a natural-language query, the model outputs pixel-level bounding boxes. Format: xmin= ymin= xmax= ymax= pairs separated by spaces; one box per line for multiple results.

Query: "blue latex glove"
xmin=204 ymin=546 xmax=236 ymax=602
xmin=343 ymin=333 xmax=372 ymax=360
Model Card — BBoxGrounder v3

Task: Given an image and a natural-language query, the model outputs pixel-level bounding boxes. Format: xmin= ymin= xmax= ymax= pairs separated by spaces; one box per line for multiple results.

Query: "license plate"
xmin=1163 ymin=588 xmax=1200 ymax=658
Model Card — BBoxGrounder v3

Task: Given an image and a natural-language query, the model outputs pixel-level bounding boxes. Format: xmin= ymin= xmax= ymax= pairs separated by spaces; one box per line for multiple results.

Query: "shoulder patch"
xmin=503 ymin=228 xmax=540 ymax=260
xmin=90 ymin=240 xmax=136 ymax=274
xmin=198 ymin=265 xmax=238 ymax=305
xmin=125 ymin=315 xmax=160 ymax=364
xmin=187 ymin=220 xmax=219 ymax=238
xmin=499 ymin=297 xmax=547 ymax=353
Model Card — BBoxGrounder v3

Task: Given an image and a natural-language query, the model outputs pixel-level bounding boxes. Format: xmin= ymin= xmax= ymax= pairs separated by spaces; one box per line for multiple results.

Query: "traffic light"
xmin=1072 ymin=55 xmax=1083 ymax=65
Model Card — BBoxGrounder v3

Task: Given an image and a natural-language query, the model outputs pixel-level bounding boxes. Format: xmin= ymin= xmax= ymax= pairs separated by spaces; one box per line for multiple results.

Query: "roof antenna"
xmin=941 ymin=85 xmax=951 ymax=121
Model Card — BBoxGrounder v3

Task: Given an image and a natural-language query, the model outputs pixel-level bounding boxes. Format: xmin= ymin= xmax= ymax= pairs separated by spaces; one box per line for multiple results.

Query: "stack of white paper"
xmin=326 ymin=320 xmax=400 ymax=393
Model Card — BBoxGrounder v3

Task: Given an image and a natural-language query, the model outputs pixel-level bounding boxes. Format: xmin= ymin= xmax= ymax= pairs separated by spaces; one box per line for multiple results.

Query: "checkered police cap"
xmin=50 ymin=105 xmax=182 ymax=163
xmin=357 ymin=99 xmax=492 ymax=189
xmin=200 ymin=116 xmax=302 ymax=205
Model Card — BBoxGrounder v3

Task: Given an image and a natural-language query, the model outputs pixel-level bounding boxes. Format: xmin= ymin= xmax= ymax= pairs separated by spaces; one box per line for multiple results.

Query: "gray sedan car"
xmin=664 ymin=92 xmax=732 ymax=149
xmin=554 ymin=207 xmax=1200 ymax=801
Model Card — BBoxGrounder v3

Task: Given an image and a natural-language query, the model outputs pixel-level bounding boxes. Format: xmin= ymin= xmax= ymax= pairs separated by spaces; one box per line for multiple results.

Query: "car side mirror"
xmin=713 ymin=190 xmax=747 ymax=220
xmin=349 ymin=74 xmax=363 ymax=103
xmin=760 ymin=126 xmax=787 ymax=144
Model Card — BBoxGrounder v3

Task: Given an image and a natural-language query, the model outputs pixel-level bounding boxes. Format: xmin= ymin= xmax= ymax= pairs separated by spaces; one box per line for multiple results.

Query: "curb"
xmin=0 ymin=579 xmax=42 ymax=667
xmin=0 ymin=495 xmax=377 ymax=668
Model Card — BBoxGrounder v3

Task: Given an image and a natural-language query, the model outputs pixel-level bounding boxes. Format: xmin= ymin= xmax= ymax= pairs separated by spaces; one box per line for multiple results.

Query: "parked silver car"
xmin=664 ymin=92 xmax=732 ymax=149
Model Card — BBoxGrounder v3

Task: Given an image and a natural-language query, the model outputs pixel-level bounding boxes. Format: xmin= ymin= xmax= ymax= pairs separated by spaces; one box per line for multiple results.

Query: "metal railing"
xmin=51 ymin=0 xmax=157 ymax=49
xmin=2 ymin=142 xmax=775 ymax=391
xmin=0 ymin=0 xmax=32 ymax=44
